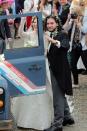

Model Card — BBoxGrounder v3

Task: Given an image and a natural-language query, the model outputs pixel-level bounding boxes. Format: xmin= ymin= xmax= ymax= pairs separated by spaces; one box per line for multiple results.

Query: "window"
xmin=7 ymin=16 xmax=39 ymax=49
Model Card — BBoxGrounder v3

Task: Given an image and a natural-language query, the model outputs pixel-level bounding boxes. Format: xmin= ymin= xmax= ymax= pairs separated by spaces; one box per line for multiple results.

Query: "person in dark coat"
xmin=0 ymin=12 xmax=11 ymax=39
xmin=0 ymin=9 xmax=12 ymax=54
xmin=14 ymin=0 xmax=25 ymax=38
xmin=58 ymin=0 xmax=70 ymax=25
xmin=44 ymin=15 xmax=74 ymax=131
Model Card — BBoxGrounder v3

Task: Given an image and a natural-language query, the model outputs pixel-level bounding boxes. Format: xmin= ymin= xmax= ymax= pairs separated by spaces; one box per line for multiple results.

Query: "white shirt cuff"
xmin=56 ymin=41 xmax=61 ymax=48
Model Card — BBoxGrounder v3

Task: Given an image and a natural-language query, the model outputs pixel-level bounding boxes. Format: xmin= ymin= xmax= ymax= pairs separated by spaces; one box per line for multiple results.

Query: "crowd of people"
xmin=0 ymin=0 xmax=87 ymax=131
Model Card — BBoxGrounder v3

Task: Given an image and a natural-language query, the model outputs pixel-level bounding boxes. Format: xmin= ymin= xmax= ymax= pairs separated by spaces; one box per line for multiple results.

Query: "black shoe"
xmin=81 ymin=70 xmax=87 ymax=75
xmin=63 ymin=118 xmax=75 ymax=126
xmin=77 ymin=69 xmax=85 ymax=74
xmin=44 ymin=127 xmax=63 ymax=131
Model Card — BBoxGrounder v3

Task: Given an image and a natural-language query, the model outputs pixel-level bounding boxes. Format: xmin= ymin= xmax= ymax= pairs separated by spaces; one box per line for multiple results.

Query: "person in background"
xmin=54 ymin=0 xmax=61 ymax=12
xmin=14 ymin=0 xmax=24 ymax=38
xmin=52 ymin=1 xmax=61 ymax=17
xmin=0 ymin=0 xmax=12 ymax=53
xmin=18 ymin=16 xmax=39 ymax=48
xmin=58 ymin=0 xmax=70 ymax=25
xmin=24 ymin=0 xmax=34 ymax=29
xmin=63 ymin=2 xmax=87 ymax=87
xmin=37 ymin=0 xmax=52 ymax=20
xmin=1 ymin=0 xmax=14 ymax=49
xmin=70 ymin=6 xmax=87 ymax=86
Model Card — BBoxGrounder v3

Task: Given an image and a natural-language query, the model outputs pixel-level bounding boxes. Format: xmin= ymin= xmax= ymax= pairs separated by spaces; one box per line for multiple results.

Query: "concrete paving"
xmin=64 ymin=74 xmax=87 ymax=131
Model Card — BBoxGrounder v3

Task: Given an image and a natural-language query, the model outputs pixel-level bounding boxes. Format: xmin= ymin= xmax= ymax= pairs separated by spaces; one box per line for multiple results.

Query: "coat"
xmin=0 ymin=11 xmax=11 ymax=40
xmin=47 ymin=31 xmax=73 ymax=95
xmin=59 ymin=3 xmax=70 ymax=25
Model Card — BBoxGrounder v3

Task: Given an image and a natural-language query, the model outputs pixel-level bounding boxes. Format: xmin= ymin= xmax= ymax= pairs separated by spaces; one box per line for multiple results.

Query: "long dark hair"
xmin=37 ymin=0 xmax=48 ymax=11
xmin=44 ymin=15 xmax=62 ymax=32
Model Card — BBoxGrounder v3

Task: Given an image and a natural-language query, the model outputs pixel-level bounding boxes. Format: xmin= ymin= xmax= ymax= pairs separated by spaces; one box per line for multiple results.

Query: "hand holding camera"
xmin=70 ymin=13 xmax=78 ymax=19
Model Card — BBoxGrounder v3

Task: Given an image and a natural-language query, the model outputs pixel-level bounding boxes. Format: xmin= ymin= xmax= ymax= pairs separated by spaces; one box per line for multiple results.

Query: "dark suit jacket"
xmin=0 ymin=11 xmax=11 ymax=40
xmin=0 ymin=11 xmax=11 ymax=53
xmin=47 ymin=31 xmax=73 ymax=95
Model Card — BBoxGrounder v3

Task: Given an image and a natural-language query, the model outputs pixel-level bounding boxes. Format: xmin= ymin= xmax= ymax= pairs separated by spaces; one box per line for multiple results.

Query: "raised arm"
xmin=18 ymin=17 xmax=29 ymax=37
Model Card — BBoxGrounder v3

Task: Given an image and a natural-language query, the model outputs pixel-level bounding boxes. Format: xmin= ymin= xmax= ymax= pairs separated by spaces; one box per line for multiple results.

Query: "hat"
xmin=0 ymin=0 xmax=14 ymax=5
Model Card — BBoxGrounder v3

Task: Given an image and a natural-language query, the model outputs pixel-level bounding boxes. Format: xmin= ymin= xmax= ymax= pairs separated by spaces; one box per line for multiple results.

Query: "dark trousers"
xmin=50 ymin=70 xmax=71 ymax=129
xmin=0 ymin=38 xmax=6 ymax=54
xmin=70 ymin=49 xmax=87 ymax=84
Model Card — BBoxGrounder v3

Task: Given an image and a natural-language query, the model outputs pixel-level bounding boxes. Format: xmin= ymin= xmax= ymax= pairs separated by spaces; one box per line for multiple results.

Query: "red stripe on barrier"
xmin=3 ymin=61 xmax=37 ymax=89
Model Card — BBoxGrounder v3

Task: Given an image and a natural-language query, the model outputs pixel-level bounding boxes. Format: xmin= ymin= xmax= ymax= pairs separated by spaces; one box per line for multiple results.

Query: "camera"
xmin=71 ymin=13 xmax=78 ymax=19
